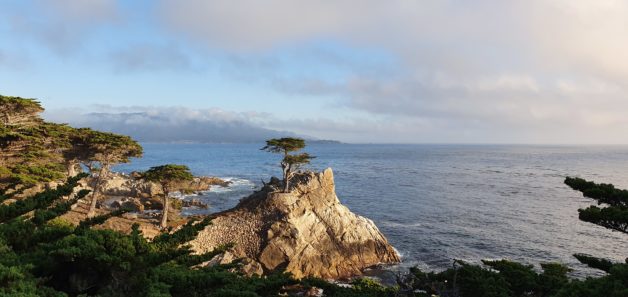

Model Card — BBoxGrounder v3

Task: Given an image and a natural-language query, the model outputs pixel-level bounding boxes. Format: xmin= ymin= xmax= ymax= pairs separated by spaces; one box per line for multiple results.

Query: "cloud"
xmin=4 ymin=0 xmax=120 ymax=54
xmin=155 ymin=0 xmax=628 ymax=143
xmin=42 ymin=106 xmax=300 ymax=143
xmin=156 ymin=0 xmax=628 ymax=87
xmin=5 ymin=1 xmax=628 ymax=143
xmin=109 ymin=44 xmax=194 ymax=72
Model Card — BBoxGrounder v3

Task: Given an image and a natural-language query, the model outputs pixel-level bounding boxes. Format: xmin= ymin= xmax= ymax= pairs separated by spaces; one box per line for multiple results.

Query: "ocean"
xmin=115 ymin=143 xmax=628 ymax=277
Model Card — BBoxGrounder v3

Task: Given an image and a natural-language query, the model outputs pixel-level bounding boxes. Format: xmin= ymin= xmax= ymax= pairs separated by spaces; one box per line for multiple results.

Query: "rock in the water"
xmin=182 ymin=198 xmax=209 ymax=209
xmin=189 ymin=168 xmax=400 ymax=279
xmin=97 ymin=173 xmax=229 ymax=199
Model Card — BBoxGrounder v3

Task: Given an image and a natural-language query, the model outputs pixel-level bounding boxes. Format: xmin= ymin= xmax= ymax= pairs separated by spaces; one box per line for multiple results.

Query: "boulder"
xmin=183 ymin=198 xmax=209 ymax=209
xmin=189 ymin=168 xmax=400 ymax=279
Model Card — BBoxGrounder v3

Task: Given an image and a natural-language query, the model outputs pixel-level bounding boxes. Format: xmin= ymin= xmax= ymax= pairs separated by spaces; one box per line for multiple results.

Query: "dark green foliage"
xmin=407 ymin=260 xmax=627 ymax=297
xmin=564 ymin=177 xmax=628 ymax=234
xmin=553 ymin=264 xmax=628 ymax=297
xmin=564 ymin=177 xmax=627 ymax=279
xmin=564 ymin=177 xmax=628 ymax=207
xmin=32 ymin=189 xmax=91 ymax=226
xmin=142 ymin=164 xmax=194 ymax=191
xmin=577 ymin=205 xmax=628 ymax=233
xmin=76 ymin=209 xmax=130 ymax=232
xmin=79 ymin=128 xmax=144 ymax=166
xmin=0 ymin=95 xmax=44 ymax=115
xmin=0 ymin=101 xmax=80 ymax=188
xmin=573 ymin=254 xmax=614 ymax=273
xmin=0 ymin=173 xmax=87 ymax=223
xmin=350 ymin=278 xmax=398 ymax=296
xmin=537 ymin=263 xmax=571 ymax=296
xmin=483 ymin=260 xmax=537 ymax=296
xmin=261 ymin=137 xmax=305 ymax=154
xmin=152 ymin=217 xmax=213 ymax=248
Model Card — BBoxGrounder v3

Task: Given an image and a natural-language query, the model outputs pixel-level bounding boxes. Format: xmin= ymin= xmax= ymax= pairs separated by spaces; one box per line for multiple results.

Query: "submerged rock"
xmin=189 ymin=168 xmax=400 ymax=279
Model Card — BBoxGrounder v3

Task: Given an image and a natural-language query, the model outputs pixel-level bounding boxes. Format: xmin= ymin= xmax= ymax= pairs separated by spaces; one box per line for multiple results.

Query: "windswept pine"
xmin=261 ymin=137 xmax=315 ymax=192
xmin=142 ymin=164 xmax=194 ymax=228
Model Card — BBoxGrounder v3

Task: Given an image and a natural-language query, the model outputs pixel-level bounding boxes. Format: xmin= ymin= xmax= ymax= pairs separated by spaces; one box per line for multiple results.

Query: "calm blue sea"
xmin=116 ymin=143 xmax=628 ymax=276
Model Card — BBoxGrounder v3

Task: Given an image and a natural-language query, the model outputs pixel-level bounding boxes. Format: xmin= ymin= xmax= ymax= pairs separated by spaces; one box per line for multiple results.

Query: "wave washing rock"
xmin=189 ymin=168 xmax=400 ymax=279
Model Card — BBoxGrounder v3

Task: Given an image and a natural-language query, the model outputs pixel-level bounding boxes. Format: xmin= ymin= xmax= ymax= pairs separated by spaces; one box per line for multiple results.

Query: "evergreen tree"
xmin=261 ymin=138 xmax=314 ymax=192
xmin=142 ymin=164 xmax=194 ymax=228
xmin=564 ymin=177 xmax=628 ymax=279
xmin=80 ymin=129 xmax=143 ymax=218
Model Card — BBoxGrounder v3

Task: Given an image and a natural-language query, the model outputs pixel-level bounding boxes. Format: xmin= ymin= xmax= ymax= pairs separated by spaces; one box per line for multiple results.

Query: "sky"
xmin=2 ymin=0 xmax=628 ymax=144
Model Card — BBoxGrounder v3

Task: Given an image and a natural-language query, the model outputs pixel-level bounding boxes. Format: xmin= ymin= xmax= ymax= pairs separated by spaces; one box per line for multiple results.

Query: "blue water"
xmin=116 ymin=143 xmax=628 ymax=276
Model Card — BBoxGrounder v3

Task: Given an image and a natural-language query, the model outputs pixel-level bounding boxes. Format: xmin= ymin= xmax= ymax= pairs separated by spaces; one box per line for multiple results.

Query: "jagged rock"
xmin=182 ymin=198 xmax=208 ymax=209
xmin=120 ymin=200 xmax=144 ymax=212
xmin=241 ymin=258 xmax=264 ymax=276
xmin=189 ymin=168 xmax=400 ymax=279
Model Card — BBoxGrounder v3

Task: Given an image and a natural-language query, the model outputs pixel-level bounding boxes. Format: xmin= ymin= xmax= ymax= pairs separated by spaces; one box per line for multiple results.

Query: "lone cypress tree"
xmin=142 ymin=164 xmax=194 ymax=228
xmin=261 ymin=137 xmax=314 ymax=192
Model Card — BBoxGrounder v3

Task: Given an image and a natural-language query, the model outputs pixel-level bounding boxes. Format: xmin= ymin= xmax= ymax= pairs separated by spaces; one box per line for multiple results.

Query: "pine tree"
xmin=142 ymin=164 xmax=194 ymax=228
xmin=261 ymin=138 xmax=314 ymax=192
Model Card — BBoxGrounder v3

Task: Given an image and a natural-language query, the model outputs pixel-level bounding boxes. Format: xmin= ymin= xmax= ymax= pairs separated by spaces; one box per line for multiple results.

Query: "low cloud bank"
xmin=43 ymin=106 xmax=298 ymax=143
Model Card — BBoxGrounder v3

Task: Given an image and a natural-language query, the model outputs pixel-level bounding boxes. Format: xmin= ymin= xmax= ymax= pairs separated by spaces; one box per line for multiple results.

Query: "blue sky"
xmin=2 ymin=0 xmax=628 ymax=143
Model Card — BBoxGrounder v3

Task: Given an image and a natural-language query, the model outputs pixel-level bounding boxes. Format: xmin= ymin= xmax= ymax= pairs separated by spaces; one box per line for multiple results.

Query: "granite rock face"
xmin=189 ymin=168 xmax=400 ymax=279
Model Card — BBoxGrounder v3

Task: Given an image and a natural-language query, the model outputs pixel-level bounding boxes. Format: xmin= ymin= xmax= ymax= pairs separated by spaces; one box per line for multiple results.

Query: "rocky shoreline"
xmin=80 ymin=168 xmax=401 ymax=280
xmin=87 ymin=172 xmax=228 ymax=212
xmin=189 ymin=168 xmax=400 ymax=279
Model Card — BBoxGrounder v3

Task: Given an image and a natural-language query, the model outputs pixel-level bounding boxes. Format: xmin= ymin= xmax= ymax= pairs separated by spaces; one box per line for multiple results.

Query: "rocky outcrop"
xmin=189 ymin=168 xmax=400 ymax=279
xmin=97 ymin=173 xmax=228 ymax=199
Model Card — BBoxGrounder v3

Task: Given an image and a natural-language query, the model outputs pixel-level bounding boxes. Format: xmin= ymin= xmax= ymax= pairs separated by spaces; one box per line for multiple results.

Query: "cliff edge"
xmin=189 ymin=168 xmax=400 ymax=279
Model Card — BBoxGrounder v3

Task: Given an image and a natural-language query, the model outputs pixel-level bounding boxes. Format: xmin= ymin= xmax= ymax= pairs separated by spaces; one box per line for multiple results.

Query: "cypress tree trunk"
xmin=87 ymin=166 xmax=107 ymax=218
xmin=66 ymin=160 xmax=78 ymax=177
xmin=282 ymin=163 xmax=290 ymax=193
xmin=161 ymin=192 xmax=169 ymax=228
xmin=283 ymin=176 xmax=290 ymax=193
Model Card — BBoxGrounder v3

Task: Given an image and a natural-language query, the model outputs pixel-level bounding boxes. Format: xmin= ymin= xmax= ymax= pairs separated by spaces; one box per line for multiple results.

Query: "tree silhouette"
xmin=564 ymin=177 xmax=628 ymax=273
xmin=261 ymin=137 xmax=314 ymax=192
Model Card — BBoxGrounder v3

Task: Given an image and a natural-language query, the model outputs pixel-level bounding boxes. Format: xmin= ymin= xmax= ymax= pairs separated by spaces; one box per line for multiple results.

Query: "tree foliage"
xmin=143 ymin=164 xmax=194 ymax=191
xmin=142 ymin=164 xmax=194 ymax=228
xmin=556 ymin=176 xmax=628 ymax=295
xmin=261 ymin=138 xmax=314 ymax=192
xmin=0 ymin=95 xmax=142 ymax=193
